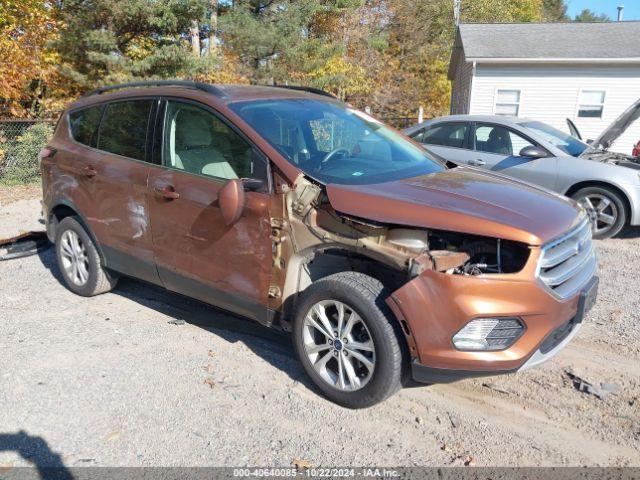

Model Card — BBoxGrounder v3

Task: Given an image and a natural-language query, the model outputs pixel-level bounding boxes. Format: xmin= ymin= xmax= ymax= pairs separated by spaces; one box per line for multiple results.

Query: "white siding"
xmin=450 ymin=55 xmax=473 ymax=115
xmin=469 ymin=64 xmax=640 ymax=154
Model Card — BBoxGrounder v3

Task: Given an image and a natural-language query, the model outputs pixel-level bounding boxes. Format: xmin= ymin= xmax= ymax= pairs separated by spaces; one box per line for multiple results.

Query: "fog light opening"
xmin=452 ymin=317 xmax=524 ymax=351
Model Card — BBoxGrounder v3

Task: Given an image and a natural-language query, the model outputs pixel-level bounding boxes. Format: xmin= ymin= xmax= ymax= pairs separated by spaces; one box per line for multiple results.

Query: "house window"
xmin=578 ymin=90 xmax=605 ymax=118
xmin=494 ymin=90 xmax=521 ymax=116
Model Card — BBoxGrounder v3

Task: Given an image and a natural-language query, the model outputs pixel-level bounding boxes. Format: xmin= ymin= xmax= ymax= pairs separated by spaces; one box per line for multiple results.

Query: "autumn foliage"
xmin=0 ymin=0 xmax=575 ymax=120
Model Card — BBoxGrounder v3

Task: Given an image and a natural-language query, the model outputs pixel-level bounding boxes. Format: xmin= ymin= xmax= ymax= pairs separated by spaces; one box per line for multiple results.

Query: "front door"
xmin=147 ymin=99 xmax=273 ymax=324
xmin=469 ymin=122 xmax=558 ymax=189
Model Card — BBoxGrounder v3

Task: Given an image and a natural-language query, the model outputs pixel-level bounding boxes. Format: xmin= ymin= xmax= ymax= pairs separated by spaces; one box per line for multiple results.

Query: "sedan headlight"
xmin=452 ymin=317 xmax=525 ymax=351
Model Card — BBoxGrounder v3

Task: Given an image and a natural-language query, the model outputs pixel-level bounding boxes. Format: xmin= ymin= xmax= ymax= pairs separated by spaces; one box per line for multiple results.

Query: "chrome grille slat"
xmin=539 ymin=243 xmax=595 ymax=286
xmin=540 ymin=225 xmax=591 ymax=268
xmin=537 ymin=218 xmax=596 ymax=300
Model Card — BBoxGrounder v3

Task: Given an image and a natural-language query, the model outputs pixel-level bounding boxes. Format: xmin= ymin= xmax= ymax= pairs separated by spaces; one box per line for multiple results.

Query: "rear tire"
xmin=571 ymin=186 xmax=626 ymax=239
xmin=55 ymin=216 xmax=118 ymax=296
xmin=292 ymin=272 xmax=406 ymax=408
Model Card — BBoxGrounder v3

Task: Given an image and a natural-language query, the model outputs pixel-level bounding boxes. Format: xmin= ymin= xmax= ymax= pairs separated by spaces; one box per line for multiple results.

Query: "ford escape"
xmin=41 ymin=81 xmax=598 ymax=408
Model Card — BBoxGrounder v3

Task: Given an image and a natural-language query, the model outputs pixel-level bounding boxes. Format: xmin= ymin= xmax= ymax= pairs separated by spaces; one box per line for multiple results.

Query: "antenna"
xmin=617 ymin=5 xmax=624 ymax=22
xmin=453 ymin=0 xmax=461 ymax=26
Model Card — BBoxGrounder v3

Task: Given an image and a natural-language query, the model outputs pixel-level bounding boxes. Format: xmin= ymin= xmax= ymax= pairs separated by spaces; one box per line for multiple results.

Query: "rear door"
xmin=147 ymin=99 xmax=273 ymax=324
xmin=470 ymin=122 xmax=558 ymax=189
xmin=415 ymin=122 xmax=471 ymax=164
xmin=90 ymin=98 xmax=161 ymax=283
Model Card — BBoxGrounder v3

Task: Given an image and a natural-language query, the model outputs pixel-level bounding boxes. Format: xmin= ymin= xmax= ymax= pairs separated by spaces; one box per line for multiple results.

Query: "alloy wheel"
xmin=578 ymin=193 xmax=618 ymax=237
xmin=302 ymin=300 xmax=376 ymax=392
xmin=59 ymin=230 xmax=90 ymax=286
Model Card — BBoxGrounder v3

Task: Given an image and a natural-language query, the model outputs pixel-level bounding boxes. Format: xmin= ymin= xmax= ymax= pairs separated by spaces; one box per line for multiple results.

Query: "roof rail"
xmin=82 ymin=80 xmax=227 ymax=98
xmin=271 ymin=84 xmax=337 ymax=99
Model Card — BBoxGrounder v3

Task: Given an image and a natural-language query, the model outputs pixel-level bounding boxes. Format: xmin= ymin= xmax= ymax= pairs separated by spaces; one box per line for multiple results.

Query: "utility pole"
xmin=453 ymin=0 xmax=461 ymax=26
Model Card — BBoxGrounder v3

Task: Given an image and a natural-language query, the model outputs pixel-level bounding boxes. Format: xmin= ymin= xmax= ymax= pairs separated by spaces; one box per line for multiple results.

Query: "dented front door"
xmin=146 ymin=98 xmax=273 ymax=324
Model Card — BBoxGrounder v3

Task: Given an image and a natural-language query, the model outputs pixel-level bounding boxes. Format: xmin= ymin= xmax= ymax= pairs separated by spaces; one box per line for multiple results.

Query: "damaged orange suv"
xmin=41 ymin=81 xmax=598 ymax=408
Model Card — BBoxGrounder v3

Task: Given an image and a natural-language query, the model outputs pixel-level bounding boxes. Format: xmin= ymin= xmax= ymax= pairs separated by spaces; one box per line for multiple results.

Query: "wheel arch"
xmin=48 ymin=200 xmax=107 ymax=265
xmin=564 ymin=180 xmax=633 ymax=225
xmin=279 ymin=244 xmax=408 ymax=328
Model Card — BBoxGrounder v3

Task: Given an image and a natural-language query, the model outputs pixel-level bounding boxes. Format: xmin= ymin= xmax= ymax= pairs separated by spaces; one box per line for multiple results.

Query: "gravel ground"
xmin=0 ymin=191 xmax=638 ymax=468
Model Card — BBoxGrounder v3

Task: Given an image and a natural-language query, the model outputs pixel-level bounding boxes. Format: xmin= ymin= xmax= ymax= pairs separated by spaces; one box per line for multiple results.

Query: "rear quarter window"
xmin=97 ymin=100 xmax=153 ymax=161
xmin=69 ymin=105 xmax=103 ymax=147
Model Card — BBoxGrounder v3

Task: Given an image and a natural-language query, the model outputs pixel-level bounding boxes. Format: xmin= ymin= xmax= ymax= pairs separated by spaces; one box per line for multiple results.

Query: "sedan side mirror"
xmin=519 ymin=146 xmax=548 ymax=159
xmin=219 ymin=179 xmax=245 ymax=226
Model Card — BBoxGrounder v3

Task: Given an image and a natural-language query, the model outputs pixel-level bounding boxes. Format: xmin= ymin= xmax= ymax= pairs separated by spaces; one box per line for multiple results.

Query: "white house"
xmin=448 ymin=22 xmax=640 ymax=153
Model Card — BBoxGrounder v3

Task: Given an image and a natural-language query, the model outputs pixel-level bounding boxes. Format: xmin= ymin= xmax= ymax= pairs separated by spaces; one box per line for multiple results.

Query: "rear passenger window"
xmin=69 ymin=106 xmax=103 ymax=147
xmin=422 ymin=123 xmax=468 ymax=148
xmin=98 ymin=100 xmax=153 ymax=161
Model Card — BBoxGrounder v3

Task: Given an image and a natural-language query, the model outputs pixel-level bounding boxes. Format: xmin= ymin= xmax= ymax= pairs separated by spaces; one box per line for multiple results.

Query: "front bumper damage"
xmin=387 ymin=256 xmax=599 ymax=384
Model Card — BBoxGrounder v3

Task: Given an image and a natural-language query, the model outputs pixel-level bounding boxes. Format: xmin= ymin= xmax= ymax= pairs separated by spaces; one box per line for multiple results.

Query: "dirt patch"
xmin=0 ymin=184 xmax=41 ymax=206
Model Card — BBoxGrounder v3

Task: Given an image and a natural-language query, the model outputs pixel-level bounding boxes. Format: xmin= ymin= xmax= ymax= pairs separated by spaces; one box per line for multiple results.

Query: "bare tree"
xmin=190 ymin=19 xmax=201 ymax=56
xmin=209 ymin=0 xmax=218 ymax=57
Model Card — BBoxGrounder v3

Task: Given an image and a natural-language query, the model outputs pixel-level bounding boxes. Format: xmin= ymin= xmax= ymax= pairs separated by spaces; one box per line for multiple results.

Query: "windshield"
xmin=229 ymin=99 xmax=445 ymax=185
xmin=520 ymin=121 xmax=589 ymax=157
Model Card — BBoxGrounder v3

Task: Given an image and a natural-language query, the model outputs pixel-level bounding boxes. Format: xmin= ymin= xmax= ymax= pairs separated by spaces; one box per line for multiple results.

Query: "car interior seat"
xmin=486 ymin=128 xmax=513 ymax=155
xmin=173 ymin=109 xmax=238 ymax=180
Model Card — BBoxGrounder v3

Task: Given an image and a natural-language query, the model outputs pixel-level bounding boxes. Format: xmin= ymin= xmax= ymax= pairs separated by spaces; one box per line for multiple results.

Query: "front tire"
xmin=292 ymin=272 xmax=406 ymax=408
xmin=571 ymin=186 xmax=626 ymax=239
xmin=55 ymin=216 xmax=118 ymax=296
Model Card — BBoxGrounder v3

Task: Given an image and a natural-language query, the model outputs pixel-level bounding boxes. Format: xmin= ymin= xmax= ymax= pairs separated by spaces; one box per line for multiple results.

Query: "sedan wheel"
xmin=573 ymin=186 xmax=626 ymax=239
xmin=302 ymin=300 xmax=376 ymax=392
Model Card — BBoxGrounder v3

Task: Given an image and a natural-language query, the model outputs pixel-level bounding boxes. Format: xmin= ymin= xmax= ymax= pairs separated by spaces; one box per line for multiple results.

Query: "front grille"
xmin=538 ymin=217 xmax=597 ymax=300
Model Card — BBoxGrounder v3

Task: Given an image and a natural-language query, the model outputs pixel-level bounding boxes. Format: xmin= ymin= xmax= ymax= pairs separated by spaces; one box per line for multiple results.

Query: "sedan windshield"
xmin=520 ymin=121 xmax=589 ymax=157
xmin=229 ymin=99 xmax=445 ymax=185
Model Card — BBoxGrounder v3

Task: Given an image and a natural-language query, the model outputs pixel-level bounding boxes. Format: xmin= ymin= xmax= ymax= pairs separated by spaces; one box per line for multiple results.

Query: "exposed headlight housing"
xmin=452 ymin=317 xmax=525 ymax=351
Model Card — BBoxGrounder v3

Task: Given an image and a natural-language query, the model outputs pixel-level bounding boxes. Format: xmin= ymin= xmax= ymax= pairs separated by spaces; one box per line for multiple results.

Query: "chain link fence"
xmin=0 ymin=118 xmax=57 ymax=185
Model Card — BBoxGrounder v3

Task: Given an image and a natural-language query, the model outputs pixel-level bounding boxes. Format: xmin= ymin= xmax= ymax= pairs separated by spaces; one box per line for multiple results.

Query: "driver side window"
xmin=163 ymin=101 xmax=253 ymax=180
xmin=474 ymin=124 xmax=533 ymax=156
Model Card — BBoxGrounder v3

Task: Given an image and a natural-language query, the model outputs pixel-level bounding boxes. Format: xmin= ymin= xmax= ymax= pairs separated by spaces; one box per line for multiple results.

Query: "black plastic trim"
xmin=83 ymin=80 xmax=228 ymax=99
xmin=411 ymin=361 xmax=516 ymax=384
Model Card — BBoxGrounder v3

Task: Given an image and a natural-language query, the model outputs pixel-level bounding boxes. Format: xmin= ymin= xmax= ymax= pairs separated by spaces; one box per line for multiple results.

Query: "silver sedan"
xmin=404 ymin=109 xmax=640 ymax=238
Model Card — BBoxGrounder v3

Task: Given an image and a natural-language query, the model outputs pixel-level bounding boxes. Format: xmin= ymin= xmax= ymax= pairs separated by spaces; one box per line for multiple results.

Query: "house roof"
xmin=449 ymin=21 xmax=640 ymax=78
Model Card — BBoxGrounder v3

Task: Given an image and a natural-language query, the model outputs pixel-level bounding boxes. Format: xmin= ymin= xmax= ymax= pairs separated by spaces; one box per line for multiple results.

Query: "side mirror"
xmin=242 ymin=178 xmax=264 ymax=192
xmin=218 ymin=179 xmax=245 ymax=226
xmin=519 ymin=146 xmax=548 ymax=159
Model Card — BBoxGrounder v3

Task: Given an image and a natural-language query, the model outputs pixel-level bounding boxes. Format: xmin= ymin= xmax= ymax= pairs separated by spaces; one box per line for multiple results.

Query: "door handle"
xmin=154 ymin=185 xmax=180 ymax=200
xmin=82 ymin=165 xmax=97 ymax=178
xmin=468 ymin=159 xmax=486 ymax=167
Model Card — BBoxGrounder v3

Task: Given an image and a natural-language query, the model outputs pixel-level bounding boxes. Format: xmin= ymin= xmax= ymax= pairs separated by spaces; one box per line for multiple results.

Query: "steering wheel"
xmin=319 ymin=147 xmax=350 ymax=168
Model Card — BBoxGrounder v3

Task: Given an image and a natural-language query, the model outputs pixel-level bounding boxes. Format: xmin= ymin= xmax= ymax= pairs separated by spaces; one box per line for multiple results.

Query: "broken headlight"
xmin=452 ymin=317 xmax=525 ymax=351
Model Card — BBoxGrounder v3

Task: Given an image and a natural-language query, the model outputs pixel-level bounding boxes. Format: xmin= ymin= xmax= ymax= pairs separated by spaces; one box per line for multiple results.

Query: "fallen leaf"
xmin=202 ymin=364 xmax=213 ymax=373
xmin=208 ymin=350 xmax=215 ymax=357
xmin=204 ymin=378 xmax=216 ymax=389
xmin=292 ymin=458 xmax=312 ymax=470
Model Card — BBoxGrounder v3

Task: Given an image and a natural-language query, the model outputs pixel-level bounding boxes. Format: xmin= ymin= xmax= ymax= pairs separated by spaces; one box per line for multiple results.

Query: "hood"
xmin=589 ymin=98 xmax=640 ymax=151
xmin=326 ymin=167 xmax=581 ymax=246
